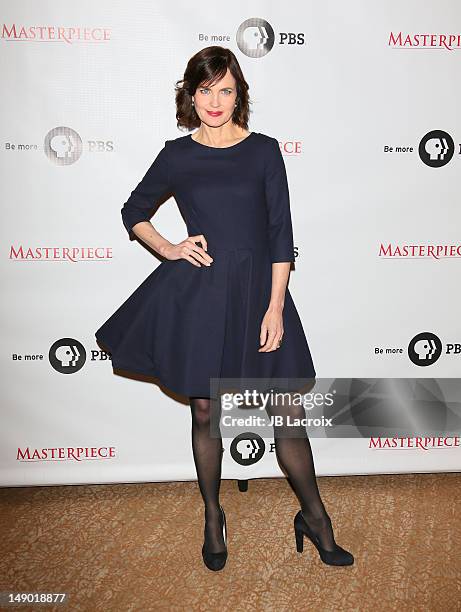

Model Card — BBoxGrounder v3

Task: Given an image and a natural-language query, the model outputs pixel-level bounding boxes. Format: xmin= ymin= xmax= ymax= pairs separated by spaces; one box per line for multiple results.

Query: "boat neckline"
xmin=189 ymin=131 xmax=255 ymax=150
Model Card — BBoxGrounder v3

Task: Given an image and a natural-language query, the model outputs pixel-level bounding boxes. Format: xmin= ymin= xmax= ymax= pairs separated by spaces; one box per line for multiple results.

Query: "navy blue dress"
xmin=95 ymin=132 xmax=316 ymax=397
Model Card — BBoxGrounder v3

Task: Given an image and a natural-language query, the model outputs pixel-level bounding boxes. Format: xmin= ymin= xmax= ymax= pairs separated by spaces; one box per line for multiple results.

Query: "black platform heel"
xmin=201 ymin=505 xmax=228 ymax=571
xmin=294 ymin=510 xmax=354 ymax=566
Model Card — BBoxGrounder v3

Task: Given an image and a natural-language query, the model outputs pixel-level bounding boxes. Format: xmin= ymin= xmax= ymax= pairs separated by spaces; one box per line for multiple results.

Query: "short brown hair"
xmin=175 ymin=46 xmax=251 ymax=131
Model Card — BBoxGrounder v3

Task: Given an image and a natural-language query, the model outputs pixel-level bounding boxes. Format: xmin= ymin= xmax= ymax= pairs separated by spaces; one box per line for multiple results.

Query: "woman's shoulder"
xmin=164 ymin=134 xmax=191 ymax=150
xmin=253 ymin=131 xmax=277 ymax=144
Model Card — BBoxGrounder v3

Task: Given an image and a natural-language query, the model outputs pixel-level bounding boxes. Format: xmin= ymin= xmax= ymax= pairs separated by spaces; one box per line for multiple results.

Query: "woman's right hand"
xmin=163 ymin=234 xmax=213 ymax=267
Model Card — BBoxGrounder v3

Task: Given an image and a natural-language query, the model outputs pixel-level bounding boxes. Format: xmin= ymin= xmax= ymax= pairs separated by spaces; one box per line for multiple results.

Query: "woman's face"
xmin=192 ymin=69 xmax=237 ymax=127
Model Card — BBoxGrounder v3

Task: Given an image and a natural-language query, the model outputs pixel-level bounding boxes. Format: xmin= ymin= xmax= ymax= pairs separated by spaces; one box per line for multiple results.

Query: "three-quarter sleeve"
xmin=264 ymin=137 xmax=295 ymax=263
xmin=121 ymin=140 xmax=171 ymax=240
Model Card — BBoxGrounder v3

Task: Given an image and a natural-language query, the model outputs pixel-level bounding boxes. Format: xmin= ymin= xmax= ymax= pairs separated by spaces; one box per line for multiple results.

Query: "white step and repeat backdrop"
xmin=1 ymin=1 xmax=460 ymax=486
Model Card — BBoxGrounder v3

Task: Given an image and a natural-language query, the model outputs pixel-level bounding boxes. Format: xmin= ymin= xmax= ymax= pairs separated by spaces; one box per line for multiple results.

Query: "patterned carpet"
xmin=0 ymin=473 xmax=460 ymax=611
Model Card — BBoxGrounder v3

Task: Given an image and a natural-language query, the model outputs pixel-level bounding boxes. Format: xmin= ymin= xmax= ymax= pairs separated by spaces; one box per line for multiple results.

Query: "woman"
xmin=95 ymin=46 xmax=354 ymax=571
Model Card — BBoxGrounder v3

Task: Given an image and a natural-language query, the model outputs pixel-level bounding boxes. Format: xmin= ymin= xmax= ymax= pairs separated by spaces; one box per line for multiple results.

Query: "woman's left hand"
xmin=259 ymin=308 xmax=284 ymax=352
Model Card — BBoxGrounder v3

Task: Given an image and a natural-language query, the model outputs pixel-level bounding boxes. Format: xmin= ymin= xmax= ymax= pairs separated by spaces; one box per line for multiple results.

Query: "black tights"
xmin=189 ymin=393 xmax=336 ymax=553
xmin=189 ymin=397 xmax=225 ymax=553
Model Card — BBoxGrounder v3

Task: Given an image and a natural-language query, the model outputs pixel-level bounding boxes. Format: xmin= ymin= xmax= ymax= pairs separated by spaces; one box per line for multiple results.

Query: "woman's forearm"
xmin=131 ymin=221 xmax=173 ymax=257
xmin=268 ymin=262 xmax=291 ymax=311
